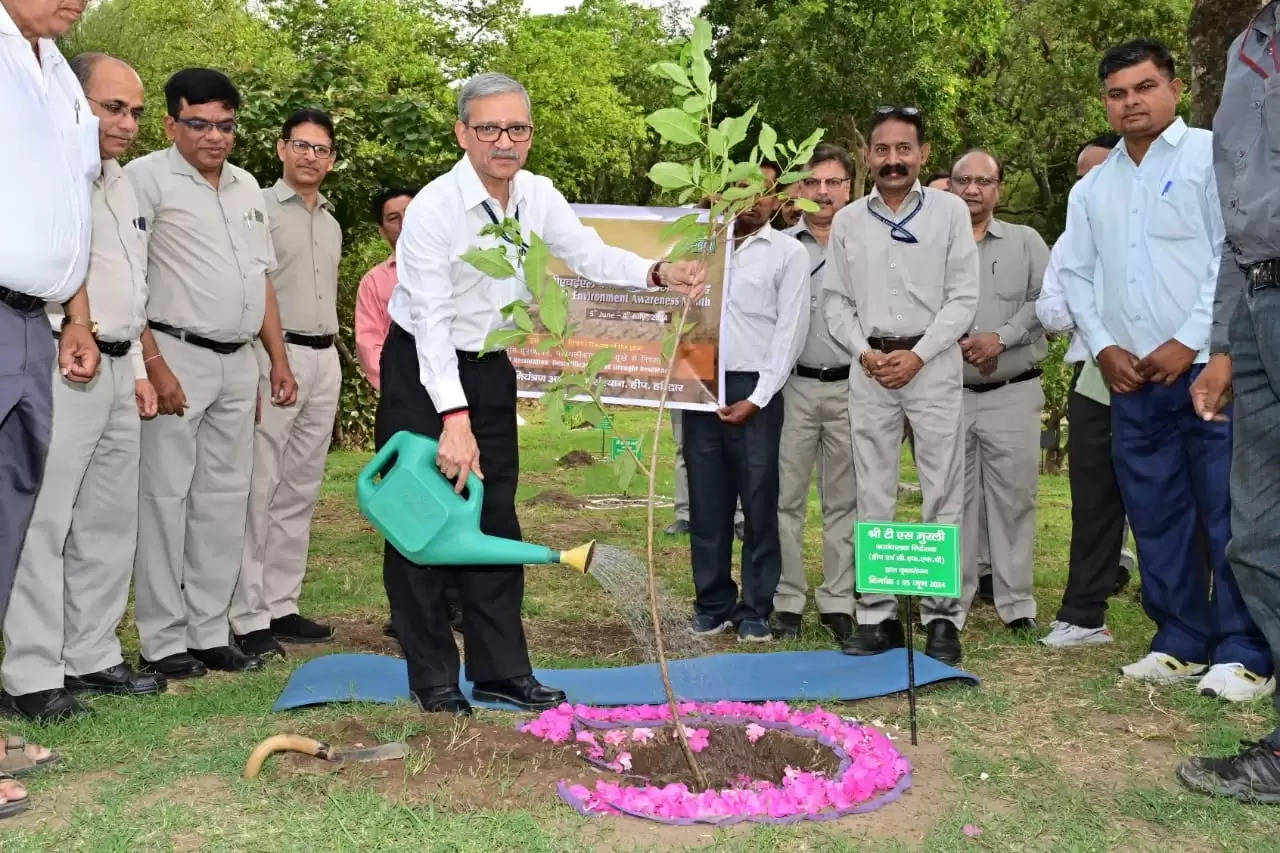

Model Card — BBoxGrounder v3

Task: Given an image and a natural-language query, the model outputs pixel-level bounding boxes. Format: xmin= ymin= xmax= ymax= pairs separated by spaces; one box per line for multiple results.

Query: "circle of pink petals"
xmin=518 ymin=700 xmax=912 ymax=824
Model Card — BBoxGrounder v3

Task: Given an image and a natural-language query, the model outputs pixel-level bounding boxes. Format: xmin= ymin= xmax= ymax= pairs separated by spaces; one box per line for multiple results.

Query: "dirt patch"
xmin=556 ymin=450 xmax=597 ymax=469
xmin=309 ymin=614 xmax=405 ymax=658
xmin=5 ymin=769 xmax=120 ymax=831
xmin=524 ymin=488 xmax=584 ymax=509
xmin=625 ymin=725 xmax=841 ymax=788
xmin=525 ymin=618 xmax=644 ymax=664
xmin=133 ymin=774 xmax=231 ymax=810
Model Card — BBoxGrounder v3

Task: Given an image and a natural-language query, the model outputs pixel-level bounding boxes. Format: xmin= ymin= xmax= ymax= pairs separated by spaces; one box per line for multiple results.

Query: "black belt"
xmin=149 ymin=321 xmax=246 ymax=355
xmin=51 ymin=329 xmax=130 ymax=358
xmin=456 ymin=348 xmax=506 ymax=363
xmin=0 ymin=285 xmax=45 ymax=313
xmin=965 ymin=368 xmax=1042 ymax=393
xmin=794 ymin=363 xmax=851 ymax=382
xmin=867 ymin=335 xmax=922 ymax=353
xmin=284 ymin=331 xmax=335 ymax=349
xmin=1244 ymin=259 xmax=1280 ymax=293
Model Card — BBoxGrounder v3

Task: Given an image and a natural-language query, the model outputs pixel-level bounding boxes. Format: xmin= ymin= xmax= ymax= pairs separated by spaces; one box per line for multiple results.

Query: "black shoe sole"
xmin=65 ymin=681 xmax=166 ymax=696
xmin=139 ymin=667 xmax=206 ymax=681
xmin=270 ymin=632 xmax=334 ymax=645
xmin=926 ymin=648 xmax=963 ymax=666
xmin=471 ymin=689 xmax=564 ymax=711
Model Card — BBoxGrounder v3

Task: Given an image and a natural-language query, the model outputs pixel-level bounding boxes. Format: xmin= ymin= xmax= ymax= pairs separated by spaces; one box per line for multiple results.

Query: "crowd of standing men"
xmin=2 ymin=0 xmax=1280 ymax=817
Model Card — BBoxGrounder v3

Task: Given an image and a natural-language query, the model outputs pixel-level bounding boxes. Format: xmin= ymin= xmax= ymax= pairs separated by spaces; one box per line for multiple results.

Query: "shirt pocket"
xmin=728 ymin=263 xmax=776 ymax=321
xmin=1147 ymin=192 xmax=1198 ymax=242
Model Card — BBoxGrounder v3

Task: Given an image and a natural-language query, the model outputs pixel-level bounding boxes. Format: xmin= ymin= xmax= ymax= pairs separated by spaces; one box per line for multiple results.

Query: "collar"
xmin=736 ymin=221 xmax=775 ymax=251
xmin=869 ymin=181 xmax=923 ymax=214
xmin=271 ymin=178 xmax=333 ymax=212
xmin=0 ymin=4 xmax=65 ymax=75
xmin=96 ymin=158 xmax=124 ymax=188
xmin=167 ymin=144 xmax=234 ymax=187
xmin=1254 ymin=3 xmax=1280 ymax=36
xmin=454 ymin=153 xmax=526 ymax=213
xmin=1117 ymin=117 xmax=1188 ymax=163
xmin=982 ymin=217 xmax=1007 ymax=240
xmin=0 ymin=2 xmax=16 ymax=36
xmin=786 ymin=219 xmax=820 ymax=243
xmin=384 ymin=253 xmax=397 ymax=269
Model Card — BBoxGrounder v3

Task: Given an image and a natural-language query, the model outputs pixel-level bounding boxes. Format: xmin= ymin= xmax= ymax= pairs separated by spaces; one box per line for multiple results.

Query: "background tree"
xmin=1188 ymin=0 xmax=1268 ymax=127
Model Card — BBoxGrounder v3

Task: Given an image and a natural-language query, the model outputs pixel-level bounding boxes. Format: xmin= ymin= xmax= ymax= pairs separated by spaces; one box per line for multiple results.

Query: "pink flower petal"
xmin=963 ymin=824 xmax=983 ymax=838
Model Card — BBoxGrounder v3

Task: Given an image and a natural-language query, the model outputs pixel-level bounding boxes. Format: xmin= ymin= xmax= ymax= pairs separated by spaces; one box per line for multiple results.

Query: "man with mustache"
xmin=772 ymin=144 xmax=858 ymax=645
xmin=950 ymin=149 xmax=1049 ymax=635
xmin=0 ymin=0 xmax=101 ymax=820
xmin=2 ymin=51 xmax=165 ymax=727
xmin=1059 ymin=40 xmax=1272 ymax=700
xmin=126 ymin=68 xmax=298 ymax=680
xmin=232 ymin=109 xmax=342 ymax=660
xmin=824 ymin=106 xmax=978 ymax=665
xmin=383 ymin=73 xmax=705 ymax=714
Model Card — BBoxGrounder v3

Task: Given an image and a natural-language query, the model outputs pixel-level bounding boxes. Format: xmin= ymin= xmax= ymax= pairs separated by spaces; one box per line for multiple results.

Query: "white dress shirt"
xmin=389 ymin=155 xmax=655 ymax=412
xmin=0 ymin=5 xmax=98 ymax=302
xmin=1036 ymin=240 xmax=1091 ymax=364
xmin=722 ymin=224 xmax=810 ymax=408
xmin=1058 ymin=118 xmax=1224 ymax=363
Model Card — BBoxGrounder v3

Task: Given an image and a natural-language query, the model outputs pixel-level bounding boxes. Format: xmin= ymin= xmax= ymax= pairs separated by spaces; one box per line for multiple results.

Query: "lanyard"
xmin=811 ymin=258 xmax=826 ymax=278
xmin=1239 ymin=10 xmax=1280 ymax=79
xmin=480 ymin=200 xmax=525 ymax=257
xmin=868 ymin=193 xmax=924 ymax=244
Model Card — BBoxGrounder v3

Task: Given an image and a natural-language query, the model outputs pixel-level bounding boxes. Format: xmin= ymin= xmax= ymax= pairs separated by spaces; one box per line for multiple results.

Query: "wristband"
xmin=648 ymin=262 xmax=666 ymax=288
xmin=442 ymin=408 xmax=469 ymax=422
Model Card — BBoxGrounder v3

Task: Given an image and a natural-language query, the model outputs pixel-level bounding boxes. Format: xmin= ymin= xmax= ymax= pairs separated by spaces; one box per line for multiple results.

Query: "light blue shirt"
xmin=1058 ymin=118 xmax=1224 ymax=363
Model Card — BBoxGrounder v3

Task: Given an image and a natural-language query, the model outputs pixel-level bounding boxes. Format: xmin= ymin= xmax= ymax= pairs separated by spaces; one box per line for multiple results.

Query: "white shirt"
xmin=1035 ymin=240 xmax=1090 ymax=364
xmin=389 ymin=155 xmax=655 ymax=412
xmin=1058 ymin=119 xmax=1224 ymax=363
xmin=722 ymin=224 xmax=810 ymax=408
xmin=0 ymin=5 xmax=98 ymax=301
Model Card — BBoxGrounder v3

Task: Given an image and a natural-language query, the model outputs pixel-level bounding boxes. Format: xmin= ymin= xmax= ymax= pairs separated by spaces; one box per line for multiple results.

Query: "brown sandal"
xmin=0 ymin=771 xmax=28 ymax=820
xmin=0 ymin=736 xmax=60 ymax=778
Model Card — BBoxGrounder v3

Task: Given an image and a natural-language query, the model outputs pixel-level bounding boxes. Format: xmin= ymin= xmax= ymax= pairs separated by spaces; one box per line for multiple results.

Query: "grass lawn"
xmin=4 ymin=403 xmax=1280 ymax=851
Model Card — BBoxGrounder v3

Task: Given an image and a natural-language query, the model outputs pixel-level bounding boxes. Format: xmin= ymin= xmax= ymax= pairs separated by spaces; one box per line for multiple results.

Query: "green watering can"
xmin=357 ymin=431 xmax=595 ymax=573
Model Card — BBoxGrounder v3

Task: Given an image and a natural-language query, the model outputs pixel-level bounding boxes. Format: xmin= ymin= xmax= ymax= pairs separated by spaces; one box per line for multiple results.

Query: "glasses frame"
xmin=283 ymin=137 xmax=336 ymax=160
xmin=950 ymin=175 xmax=1000 ymax=188
xmin=468 ymin=123 xmax=535 ymax=143
xmin=800 ymin=176 xmax=851 ymax=190
xmin=174 ymin=116 xmax=238 ymax=136
xmin=88 ymin=97 xmax=145 ymax=122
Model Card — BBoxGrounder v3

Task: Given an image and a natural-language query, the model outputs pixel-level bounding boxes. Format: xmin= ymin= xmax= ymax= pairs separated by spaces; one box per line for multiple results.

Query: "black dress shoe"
xmin=820 ymin=612 xmax=856 ymax=645
xmin=1005 ymin=617 xmax=1039 ymax=634
xmin=772 ymin=611 xmax=802 ymax=640
xmin=664 ymin=519 xmax=691 ymax=536
xmin=841 ymin=620 xmax=905 ymax=656
xmin=924 ymin=620 xmax=963 ymax=666
xmin=472 ymin=675 xmax=566 ymax=710
xmin=269 ymin=613 xmax=333 ymax=644
xmin=188 ymin=645 xmax=264 ymax=673
xmin=66 ymin=663 xmax=166 ymax=696
xmin=3 ymin=688 xmax=90 ymax=723
xmin=138 ymin=652 xmax=207 ymax=680
xmin=235 ymin=629 xmax=286 ymax=659
xmin=412 ymin=685 xmax=472 ymax=716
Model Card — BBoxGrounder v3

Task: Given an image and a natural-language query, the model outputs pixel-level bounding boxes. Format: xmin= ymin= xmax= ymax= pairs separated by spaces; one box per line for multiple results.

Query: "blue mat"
xmin=273 ymin=650 xmax=978 ymax=712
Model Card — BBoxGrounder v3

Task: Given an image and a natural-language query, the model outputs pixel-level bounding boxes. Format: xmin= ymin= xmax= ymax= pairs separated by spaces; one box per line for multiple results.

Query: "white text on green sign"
xmin=854 ymin=522 xmax=961 ymax=598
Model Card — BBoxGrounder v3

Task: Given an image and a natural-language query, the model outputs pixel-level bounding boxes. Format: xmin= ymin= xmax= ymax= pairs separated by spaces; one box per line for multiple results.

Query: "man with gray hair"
xmin=381 ymin=72 xmax=705 ymax=715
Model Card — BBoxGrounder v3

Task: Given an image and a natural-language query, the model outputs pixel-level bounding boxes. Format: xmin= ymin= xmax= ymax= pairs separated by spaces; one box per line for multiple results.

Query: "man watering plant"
xmin=381 ymin=72 xmax=705 ymax=716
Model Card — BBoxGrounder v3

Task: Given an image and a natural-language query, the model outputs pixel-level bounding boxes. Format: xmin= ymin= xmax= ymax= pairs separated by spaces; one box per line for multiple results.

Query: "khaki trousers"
xmin=2 ymin=355 xmax=138 ymax=694
xmin=851 ymin=345 xmax=965 ymax=628
xmin=959 ymin=379 xmax=1043 ymax=626
xmin=774 ymin=374 xmax=857 ymax=615
xmin=134 ymin=336 xmax=257 ymax=659
xmin=231 ymin=342 xmax=340 ymax=634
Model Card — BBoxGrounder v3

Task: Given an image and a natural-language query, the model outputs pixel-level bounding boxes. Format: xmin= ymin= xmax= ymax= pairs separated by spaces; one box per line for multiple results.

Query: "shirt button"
xmin=891 ymin=289 xmax=899 ymax=295
xmin=889 ymin=263 xmax=897 ymax=270
xmin=896 ymin=314 xmax=903 ymax=320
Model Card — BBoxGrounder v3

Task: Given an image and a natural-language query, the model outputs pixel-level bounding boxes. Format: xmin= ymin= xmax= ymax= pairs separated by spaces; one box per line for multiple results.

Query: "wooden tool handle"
xmin=243 ymin=734 xmax=331 ymax=778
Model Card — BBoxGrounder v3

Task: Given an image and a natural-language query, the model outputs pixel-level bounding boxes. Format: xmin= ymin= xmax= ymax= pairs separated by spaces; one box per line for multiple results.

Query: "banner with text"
xmin=509 ymin=204 xmax=728 ymax=411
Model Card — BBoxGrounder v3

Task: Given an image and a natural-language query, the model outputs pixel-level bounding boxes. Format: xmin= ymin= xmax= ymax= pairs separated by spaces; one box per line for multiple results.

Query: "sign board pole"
xmin=904 ymin=596 xmax=918 ymax=745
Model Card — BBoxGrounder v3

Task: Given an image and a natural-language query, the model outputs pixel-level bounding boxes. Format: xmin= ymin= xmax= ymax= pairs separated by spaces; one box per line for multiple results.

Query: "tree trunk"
xmin=1189 ymin=0 xmax=1268 ymax=127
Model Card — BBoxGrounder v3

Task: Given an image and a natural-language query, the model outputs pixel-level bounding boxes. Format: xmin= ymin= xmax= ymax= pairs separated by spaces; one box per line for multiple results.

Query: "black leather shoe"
xmin=235 ymin=629 xmax=286 ymax=660
xmin=3 ymin=688 xmax=91 ymax=723
xmin=924 ymin=620 xmax=963 ymax=666
xmin=138 ymin=652 xmax=207 ymax=680
xmin=820 ymin=612 xmax=856 ymax=645
xmin=269 ymin=613 xmax=333 ymax=644
xmin=66 ymin=663 xmax=166 ymax=696
xmin=188 ymin=645 xmax=264 ymax=673
xmin=472 ymin=675 xmax=566 ymax=710
xmin=772 ymin=611 xmax=802 ymax=640
xmin=412 ymin=685 xmax=472 ymax=716
xmin=664 ymin=519 xmax=691 ymax=536
xmin=841 ymin=620 xmax=905 ymax=656
xmin=1005 ymin=617 xmax=1039 ymax=634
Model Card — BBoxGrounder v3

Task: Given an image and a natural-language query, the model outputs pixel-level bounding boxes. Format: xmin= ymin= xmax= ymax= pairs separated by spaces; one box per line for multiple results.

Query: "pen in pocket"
xmin=1161 ymin=180 xmax=1172 ymax=196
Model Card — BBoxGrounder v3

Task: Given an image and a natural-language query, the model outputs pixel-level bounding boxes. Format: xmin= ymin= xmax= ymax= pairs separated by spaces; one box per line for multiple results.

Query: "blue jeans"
xmin=1110 ymin=364 xmax=1271 ymax=674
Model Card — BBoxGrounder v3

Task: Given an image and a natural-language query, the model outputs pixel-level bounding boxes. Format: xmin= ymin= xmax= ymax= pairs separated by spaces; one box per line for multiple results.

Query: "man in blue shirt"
xmin=1060 ymin=39 xmax=1272 ymax=700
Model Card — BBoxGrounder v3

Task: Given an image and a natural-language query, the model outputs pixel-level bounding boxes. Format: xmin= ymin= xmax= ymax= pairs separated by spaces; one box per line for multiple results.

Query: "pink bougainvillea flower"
xmin=630 ymin=727 xmax=654 ymax=743
xmin=745 ymin=723 xmax=767 ymax=743
xmin=963 ymin=824 xmax=983 ymax=838
xmin=611 ymin=751 xmax=632 ymax=772
xmin=575 ymin=730 xmax=598 ymax=746
xmin=603 ymin=729 xmax=629 ymax=746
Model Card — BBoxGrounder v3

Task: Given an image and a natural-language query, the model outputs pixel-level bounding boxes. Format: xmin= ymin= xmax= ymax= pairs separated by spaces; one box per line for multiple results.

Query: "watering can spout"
xmin=357 ymin=431 xmax=595 ymax=571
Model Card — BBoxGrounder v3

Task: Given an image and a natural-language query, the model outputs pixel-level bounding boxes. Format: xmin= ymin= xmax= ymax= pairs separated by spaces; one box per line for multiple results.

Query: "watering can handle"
xmin=359 ymin=432 xmax=485 ymax=513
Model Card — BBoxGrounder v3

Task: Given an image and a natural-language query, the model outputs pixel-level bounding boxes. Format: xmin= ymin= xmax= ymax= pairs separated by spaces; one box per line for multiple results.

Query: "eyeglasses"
xmin=283 ymin=138 xmax=336 ymax=159
xmin=175 ymin=116 xmax=237 ymax=136
xmin=800 ymin=177 xmax=851 ymax=190
xmin=875 ymin=105 xmax=921 ymax=117
xmin=950 ymin=175 xmax=999 ymax=188
xmin=469 ymin=123 xmax=534 ymax=143
xmin=88 ymin=97 xmax=144 ymax=122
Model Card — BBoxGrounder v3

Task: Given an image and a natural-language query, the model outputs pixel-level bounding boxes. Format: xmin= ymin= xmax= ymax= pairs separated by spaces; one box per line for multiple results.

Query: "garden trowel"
xmin=243 ymin=734 xmax=407 ymax=778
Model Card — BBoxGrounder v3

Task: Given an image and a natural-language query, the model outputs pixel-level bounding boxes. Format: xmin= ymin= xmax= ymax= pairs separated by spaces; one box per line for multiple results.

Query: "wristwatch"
xmin=995 ymin=332 xmax=1007 ymax=351
xmin=61 ymin=314 xmax=99 ymax=336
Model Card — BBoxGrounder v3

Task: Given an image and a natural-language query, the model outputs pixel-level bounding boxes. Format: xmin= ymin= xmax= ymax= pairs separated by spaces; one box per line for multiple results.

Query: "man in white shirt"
xmin=0 ymin=0 xmax=100 ymax=820
xmin=1059 ymin=40 xmax=1272 ymax=700
xmin=685 ymin=164 xmax=809 ymax=643
xmin=383 ymin=73 xmax=704 ymax=715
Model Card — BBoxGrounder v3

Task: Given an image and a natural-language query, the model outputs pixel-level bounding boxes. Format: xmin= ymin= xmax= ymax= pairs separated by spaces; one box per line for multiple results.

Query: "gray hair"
xmin=457 ymin=73 xmax=530 ymax=125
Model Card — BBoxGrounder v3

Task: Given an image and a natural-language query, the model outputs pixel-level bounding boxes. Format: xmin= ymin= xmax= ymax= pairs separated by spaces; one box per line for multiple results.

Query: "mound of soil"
xmin=624 ymin=725 xmax=841 ymax=789
xmin=556 ymin=450 xmax=597 ymax=468
xmin=524 ymin=488 xmax=583 ymax=509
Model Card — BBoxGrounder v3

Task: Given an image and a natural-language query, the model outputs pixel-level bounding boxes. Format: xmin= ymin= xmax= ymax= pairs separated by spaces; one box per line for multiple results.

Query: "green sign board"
xmin=610 ymin=437 xmax=641 ymax=460
xmin=855 ymin=522 xmax=961 ymax=597
xmin=599 ymin=414 xmax=614 ymax=431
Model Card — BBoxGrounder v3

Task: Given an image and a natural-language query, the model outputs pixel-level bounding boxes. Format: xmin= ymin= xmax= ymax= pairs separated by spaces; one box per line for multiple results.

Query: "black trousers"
xmin=684 ymin=371 xmax=785 ymax=624
xmin=1056 ymin=373 xmax=1127 ymax=629
xmin=376 ymin=324 xmax=530 ymax=691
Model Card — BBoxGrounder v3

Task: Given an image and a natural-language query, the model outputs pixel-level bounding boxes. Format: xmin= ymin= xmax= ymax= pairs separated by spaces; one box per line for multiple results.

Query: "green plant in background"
xmin=462 ymin=16 xmax=823 ymax=790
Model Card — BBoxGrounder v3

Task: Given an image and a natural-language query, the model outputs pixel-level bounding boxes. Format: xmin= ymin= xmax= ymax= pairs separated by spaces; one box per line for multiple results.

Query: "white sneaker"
xmin=1120 ymin=652 xmax=1208 ymax=684
xmin=1197 ymin=663 xmax=1277 ymax=702
xmin=1040 ymin=620 xmax=1114 ymax=648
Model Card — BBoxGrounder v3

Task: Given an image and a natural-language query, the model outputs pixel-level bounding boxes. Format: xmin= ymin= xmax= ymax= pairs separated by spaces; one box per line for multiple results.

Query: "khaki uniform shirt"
xmin=785 ymin=221 xmax=851 ymax=369
xmin=125 ymin=146 xmax=275 ymax=343
xmin=965 ymin=217 xmax=1049 ymax=384
xmin=822 ymin=183 xmax=979 ymax=363
xmin=263 ymin=179 xmax=342 ymax=335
